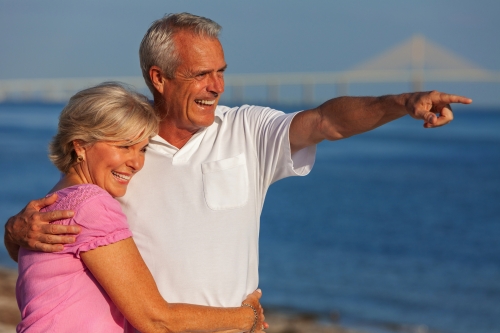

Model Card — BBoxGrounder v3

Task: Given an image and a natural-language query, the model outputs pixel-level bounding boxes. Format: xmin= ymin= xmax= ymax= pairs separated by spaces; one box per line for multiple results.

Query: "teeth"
xmin=112 ymin=171 xmax=131 ymax=181
xmin=195 ymin=99 xmax=215 ymax=106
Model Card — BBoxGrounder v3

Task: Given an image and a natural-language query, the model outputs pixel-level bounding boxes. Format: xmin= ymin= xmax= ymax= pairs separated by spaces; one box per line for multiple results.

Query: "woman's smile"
xmin=75 ymin=139 xmax=149 ymax=197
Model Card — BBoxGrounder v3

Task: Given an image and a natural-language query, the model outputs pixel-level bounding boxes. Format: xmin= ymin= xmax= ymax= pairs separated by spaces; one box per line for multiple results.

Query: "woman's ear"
xmin=72 ymin=140 xmax=86 ymax=159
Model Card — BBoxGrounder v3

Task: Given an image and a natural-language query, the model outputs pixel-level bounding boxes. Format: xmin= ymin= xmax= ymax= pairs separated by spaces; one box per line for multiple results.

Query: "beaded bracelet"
xmin=241 ymin=303 xmax=258 ymax=333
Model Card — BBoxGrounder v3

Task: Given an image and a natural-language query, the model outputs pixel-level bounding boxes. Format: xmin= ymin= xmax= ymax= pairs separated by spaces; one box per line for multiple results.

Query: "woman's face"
xmin=78 ymin=138 xmax=149 ymax=197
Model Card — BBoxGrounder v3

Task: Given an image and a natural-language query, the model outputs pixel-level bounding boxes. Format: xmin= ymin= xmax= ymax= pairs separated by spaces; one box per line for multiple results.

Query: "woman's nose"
xmin=127 ymin=152 xmax=144 ymax=171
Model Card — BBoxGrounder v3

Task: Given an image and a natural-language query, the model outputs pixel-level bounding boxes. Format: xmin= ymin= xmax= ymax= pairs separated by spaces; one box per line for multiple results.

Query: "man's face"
xmin=161 ymin=31 xmax=227 ymax=133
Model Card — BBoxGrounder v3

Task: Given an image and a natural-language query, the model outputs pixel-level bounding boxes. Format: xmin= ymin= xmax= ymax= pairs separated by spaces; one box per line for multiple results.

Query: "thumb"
xmin=31 ymin=193 xmax=58 ymax=210
xmin=422 ymin=112 xmax=437 ymax=126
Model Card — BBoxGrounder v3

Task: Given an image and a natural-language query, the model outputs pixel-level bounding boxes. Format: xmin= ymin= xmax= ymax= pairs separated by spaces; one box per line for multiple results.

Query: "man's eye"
xmin=195 ymin=72 xmax=211 ymax=80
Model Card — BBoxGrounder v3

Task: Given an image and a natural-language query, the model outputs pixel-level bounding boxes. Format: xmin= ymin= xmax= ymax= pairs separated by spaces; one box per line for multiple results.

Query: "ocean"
xmin=0 ymin=102 xmax=499 ymax=333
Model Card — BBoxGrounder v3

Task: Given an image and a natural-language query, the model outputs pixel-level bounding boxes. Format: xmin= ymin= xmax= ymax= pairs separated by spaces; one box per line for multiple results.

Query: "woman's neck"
xmin=48 ymin=168 xmax=86 ymax=194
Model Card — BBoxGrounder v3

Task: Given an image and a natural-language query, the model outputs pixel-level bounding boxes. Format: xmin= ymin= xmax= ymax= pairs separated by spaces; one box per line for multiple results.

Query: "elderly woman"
xmin=16 ymin=82 xmax=265 ymax=333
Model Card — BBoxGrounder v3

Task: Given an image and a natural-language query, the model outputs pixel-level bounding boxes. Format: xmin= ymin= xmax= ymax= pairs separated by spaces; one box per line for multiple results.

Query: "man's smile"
xmin=195 ymin=99 xmax=216 ymax=106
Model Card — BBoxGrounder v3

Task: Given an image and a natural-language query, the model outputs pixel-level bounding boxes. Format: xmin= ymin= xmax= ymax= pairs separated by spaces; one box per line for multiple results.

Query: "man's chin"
xmin=198 ymin=117 xmax=216 ymax=128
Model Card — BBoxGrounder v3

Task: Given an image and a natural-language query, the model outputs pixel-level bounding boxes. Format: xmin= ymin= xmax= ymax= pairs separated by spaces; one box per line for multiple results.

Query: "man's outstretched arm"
xmin=289 ymin=91 xmax=472 ymax=153
xmin=4 ymin=193 xmax=79 ymax=262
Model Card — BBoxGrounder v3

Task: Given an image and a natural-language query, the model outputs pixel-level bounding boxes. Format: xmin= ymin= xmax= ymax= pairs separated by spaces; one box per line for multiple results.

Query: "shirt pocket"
xmin=202 ymin=153 xmax=249 ymax=210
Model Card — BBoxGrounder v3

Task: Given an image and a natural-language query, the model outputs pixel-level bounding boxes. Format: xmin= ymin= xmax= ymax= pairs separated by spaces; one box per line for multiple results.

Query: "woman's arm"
xmin=80 ymin=237 xmax=265 ymax=333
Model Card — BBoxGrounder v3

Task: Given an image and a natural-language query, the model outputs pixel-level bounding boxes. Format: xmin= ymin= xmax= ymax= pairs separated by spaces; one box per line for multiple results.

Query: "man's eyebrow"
xmin=193 ymin=64 xmax=227 ymax=76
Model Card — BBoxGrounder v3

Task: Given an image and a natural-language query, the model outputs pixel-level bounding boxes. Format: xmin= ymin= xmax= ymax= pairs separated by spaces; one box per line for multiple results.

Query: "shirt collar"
xmin=149 ymin=105 xmax=225 ymax=149
xmin=214 ymin=105 xmax=224 ymax=121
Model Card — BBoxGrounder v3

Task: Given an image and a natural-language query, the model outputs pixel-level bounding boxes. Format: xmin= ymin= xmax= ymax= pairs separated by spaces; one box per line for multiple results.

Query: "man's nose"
xmin=208 ymin=73 xmax=224 ymax=95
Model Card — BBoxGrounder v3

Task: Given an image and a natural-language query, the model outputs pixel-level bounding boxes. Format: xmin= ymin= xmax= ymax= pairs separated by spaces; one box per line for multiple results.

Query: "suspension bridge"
xmin=1 ymin=35 xmax=499 ymax=105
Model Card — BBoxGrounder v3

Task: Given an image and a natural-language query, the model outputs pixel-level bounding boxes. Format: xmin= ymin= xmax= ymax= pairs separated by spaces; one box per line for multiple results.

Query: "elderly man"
xmin=5 ymin=13 xmax=471 ymax=309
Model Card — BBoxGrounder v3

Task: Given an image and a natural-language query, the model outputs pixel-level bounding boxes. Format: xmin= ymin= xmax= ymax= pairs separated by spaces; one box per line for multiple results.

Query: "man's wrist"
xmin=4 ymin=217 xmax=21 ymax=262
xmin=397 ymin=92 xmax=413 ymax=112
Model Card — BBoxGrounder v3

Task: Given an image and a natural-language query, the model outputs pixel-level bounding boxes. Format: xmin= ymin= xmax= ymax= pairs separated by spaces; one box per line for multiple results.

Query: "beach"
xmin=0 ymin=265 xmax=366 ymax=333
xmin=0 ymin=267 xmax=19 ymax=333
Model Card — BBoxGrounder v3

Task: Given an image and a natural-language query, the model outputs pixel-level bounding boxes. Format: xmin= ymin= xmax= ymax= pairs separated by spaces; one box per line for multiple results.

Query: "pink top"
xmin=16 ymin=184 xmax=133 ymax=333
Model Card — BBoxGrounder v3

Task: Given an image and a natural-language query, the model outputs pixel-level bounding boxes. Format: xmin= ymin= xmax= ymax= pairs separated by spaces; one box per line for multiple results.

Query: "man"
xmin=5 ymin=13 xmax=471 ymax=309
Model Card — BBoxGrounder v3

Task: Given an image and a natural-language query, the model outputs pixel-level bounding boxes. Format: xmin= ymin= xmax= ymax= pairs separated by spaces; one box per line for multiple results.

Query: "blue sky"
xmin=1 ymin=0 xmax=499 ymax=106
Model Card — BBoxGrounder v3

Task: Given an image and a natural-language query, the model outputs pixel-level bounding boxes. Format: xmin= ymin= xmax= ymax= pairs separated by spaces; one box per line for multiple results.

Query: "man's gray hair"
xmin=139 ymin=13 xmax=222 ymax=94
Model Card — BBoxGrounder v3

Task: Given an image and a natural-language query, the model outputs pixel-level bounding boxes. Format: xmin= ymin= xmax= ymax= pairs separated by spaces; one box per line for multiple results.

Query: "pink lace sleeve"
xmin=60 ymin=193 xmax=133 ymax=258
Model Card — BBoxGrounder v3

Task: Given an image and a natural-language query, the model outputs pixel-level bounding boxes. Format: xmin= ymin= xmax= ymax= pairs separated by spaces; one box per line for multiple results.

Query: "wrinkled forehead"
xmin=173 ymin=29 xmax=223 ymax=52
xmin=173 ymin=32 xmax=226 ymax=67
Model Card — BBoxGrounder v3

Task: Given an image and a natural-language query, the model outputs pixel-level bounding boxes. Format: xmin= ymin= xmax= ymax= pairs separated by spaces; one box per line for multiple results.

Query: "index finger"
xmin=38 ymin=209 xmax=75 ymax=223
xmin=434 ymin=92 xmax=472 ymax=105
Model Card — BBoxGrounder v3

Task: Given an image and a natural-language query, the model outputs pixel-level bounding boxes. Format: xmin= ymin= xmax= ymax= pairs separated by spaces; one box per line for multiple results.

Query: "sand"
xmin=0 ymin=266 xmax=365 ymax=333
xmin=0 ymin=267 xmax=19 ymax=333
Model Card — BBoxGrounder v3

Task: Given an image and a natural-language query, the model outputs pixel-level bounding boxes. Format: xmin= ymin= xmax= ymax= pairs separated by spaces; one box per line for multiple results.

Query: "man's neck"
xmin=158 ymin=120 xmax=198 ymax=149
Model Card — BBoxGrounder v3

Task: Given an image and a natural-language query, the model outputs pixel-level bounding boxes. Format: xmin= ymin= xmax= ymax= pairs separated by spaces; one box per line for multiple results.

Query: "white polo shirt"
xmin=118 ymin=105 xmax=316 ymax=307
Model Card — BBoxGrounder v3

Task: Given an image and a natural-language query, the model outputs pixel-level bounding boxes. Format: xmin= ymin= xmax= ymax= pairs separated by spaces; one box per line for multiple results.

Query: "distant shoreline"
xmin=0 ymin=101 xmax=498 ymax=113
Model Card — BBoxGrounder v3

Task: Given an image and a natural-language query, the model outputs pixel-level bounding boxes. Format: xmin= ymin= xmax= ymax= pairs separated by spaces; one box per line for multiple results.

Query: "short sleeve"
xmin=236 ymin=106 xmax=316 ymax=185
xmin=60 ymin=194 xmax=133 ymax=258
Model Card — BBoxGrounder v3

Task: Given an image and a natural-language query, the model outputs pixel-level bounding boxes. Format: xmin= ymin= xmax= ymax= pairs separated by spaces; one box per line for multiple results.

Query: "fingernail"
xmin=257 ymin=288 xmax=262 ymax=293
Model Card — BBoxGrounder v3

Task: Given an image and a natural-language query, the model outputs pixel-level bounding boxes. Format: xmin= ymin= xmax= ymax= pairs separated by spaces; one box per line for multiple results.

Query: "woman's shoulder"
xmin=46 ymin=184 xmax=131 ymax=257
xmin=43 ymin=184 xmax=112 ymax=213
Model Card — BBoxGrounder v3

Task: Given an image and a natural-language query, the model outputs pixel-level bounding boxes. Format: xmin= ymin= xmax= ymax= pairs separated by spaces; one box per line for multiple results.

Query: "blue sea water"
xmin=0 ymin=103 xmax=499 ymax=333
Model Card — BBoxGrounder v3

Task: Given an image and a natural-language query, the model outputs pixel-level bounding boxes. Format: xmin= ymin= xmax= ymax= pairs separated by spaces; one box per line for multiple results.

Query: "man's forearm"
xmin=317 ymin=94 xmax=408 ymax=140
xmin=290 ymin=94 xmax=408 ymax=153
xmin=291 ymin=90 xmax=469 ymax=157
xmin=4 ymin=218 xmax=20 ymax=262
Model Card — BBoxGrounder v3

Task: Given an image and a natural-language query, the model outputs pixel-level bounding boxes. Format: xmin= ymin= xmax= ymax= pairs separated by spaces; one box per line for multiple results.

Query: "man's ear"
xmin=150 ymin=66 xmax=166 ymax=94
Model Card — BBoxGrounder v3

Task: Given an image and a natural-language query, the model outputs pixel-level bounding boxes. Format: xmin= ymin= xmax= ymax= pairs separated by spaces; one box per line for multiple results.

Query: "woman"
xmin=16 ymin=82 xmax=265 ymax=333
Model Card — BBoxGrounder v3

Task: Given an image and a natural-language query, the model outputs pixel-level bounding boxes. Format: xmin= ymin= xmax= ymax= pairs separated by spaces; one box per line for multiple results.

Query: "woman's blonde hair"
xmin=49 ymin=82 xmax=159 ymax=173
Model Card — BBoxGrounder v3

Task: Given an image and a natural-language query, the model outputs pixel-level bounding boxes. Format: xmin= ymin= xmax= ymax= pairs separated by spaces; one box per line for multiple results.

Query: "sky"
xmin=1 ymin=0 xmax=499 ymax=106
